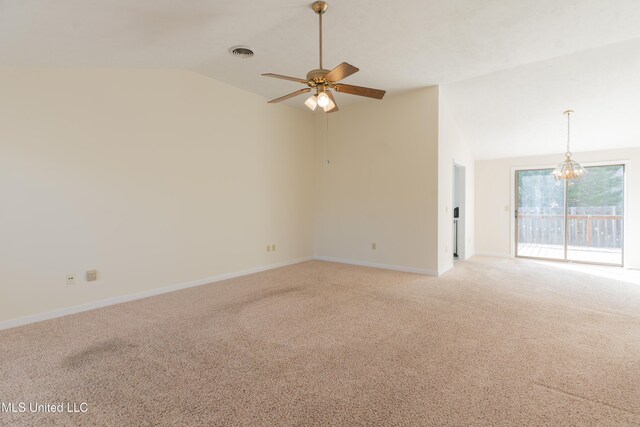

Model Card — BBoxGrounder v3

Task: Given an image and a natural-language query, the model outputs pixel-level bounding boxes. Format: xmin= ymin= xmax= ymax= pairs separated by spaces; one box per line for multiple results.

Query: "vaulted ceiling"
xmin=444 ymin=38 xmax=640 ymax=159
xmin=2 ymin=0 xmax=640 ymax=158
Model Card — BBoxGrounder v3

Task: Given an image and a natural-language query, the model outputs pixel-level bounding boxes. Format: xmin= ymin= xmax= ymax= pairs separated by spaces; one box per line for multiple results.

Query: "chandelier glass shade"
xmin=551 ymin=153 xmax=587 ymax=180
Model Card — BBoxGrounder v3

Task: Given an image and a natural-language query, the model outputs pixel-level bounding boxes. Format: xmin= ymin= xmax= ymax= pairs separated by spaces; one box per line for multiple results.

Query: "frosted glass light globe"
xmin=317 ymin=92 xmax=330 ymax=108
xmin=305 ymin=95 xmax=318 ymax=110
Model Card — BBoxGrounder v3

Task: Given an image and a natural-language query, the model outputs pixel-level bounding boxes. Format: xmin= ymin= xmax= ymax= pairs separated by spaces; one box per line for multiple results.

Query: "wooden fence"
xmin=517 ymin=206 xmax=623 ymax=248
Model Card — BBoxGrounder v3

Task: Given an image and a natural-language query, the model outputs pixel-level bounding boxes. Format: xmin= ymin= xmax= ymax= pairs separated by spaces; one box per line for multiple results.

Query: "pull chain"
xmin=326 ymin=113 xmax=331 ymax=165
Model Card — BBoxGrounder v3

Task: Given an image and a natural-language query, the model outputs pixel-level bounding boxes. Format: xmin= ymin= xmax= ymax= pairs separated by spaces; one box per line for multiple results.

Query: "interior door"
xmin=515 ymin=168 xmax=566 ymax=261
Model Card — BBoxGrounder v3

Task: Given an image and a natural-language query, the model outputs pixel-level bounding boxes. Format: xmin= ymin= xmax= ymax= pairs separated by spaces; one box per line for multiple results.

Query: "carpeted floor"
xmin=1 ymin=257 xmax=640 ymax=426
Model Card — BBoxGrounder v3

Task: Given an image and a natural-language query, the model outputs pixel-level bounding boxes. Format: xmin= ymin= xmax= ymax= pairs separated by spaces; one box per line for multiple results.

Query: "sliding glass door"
xmin=515 ymin=165 xmax=624 ymax=266
xmin=566 ymin=165 xmax=624 ymax=265
xmin=516 ymin=169 xmax=566 ymax=261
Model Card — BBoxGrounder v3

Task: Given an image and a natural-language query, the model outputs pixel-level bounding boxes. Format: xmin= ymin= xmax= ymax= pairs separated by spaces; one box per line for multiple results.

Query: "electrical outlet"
xmin=271 ymin=244 xmax=276 ymax=252
xmin=86 ymin=270 xmax=97 ymax=282
xmin=66 ymin=274 xmax=76 ymax=285
xmin=372 ymin=242 xmax=376 ymax=250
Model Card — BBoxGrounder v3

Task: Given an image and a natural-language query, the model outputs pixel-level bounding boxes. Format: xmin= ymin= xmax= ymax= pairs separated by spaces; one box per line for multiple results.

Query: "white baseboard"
xmin=314 ymin=256 xmax=438 ymax=276
xmin=473 ymin=252 xmax=512 ymax=259
xmin=0 ymin=257 xmax=313 ymax=331
xmin=438 ymin=263 xmax=453 ymax=276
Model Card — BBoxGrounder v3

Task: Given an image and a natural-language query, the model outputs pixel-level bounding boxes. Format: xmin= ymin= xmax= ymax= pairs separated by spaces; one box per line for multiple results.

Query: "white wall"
xmin=438 ymin=88 xmax=476 ymax=274
xmin=0 ymin=69 xmax=315 ymax=323
xmin=314 ymin=87 xmax=440 ymax=274
xmin=475 ymin=148 xmax=640 ymax=268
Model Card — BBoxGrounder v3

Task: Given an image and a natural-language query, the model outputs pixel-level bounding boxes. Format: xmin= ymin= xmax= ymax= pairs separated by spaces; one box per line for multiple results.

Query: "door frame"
xmin=453 ymin=162 xmax=466 ymax=260
xmin=510 ymin=160 xmax=628 ymax=267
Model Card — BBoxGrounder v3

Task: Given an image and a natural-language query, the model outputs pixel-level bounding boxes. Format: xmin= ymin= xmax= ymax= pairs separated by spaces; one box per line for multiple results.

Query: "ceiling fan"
xmin=262 ymin=1 xmax=386 ymax=113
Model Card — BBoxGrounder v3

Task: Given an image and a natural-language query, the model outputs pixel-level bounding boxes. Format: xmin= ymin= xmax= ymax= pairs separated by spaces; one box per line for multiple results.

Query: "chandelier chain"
xmin=566 ymin=111 xmax=571 ymax=155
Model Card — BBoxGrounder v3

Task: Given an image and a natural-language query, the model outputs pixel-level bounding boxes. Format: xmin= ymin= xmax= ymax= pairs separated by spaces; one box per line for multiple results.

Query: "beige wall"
xmin=475 ymin=148 xmax=640 ymax=268
xmin=0 ymin=69 xmax=315 ymax=323
xmin=314 ymin=87 xmax=440 ymax=274
xmin=1 ymin=72 xmax=473 ymax=325
xmin=438 ymin=88 xmax=476 ymax=273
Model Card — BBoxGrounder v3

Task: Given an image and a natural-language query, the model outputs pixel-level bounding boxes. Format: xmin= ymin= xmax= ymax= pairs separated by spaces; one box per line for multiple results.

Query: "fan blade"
xmin=262 ymin=73 xmax=309 ymax=84
xmin=267 ymin=88 xmax=311 ymax=103
xmin=325 ymin=62 xmax=359 ymax=82
xmin=334 ymin=83 xmax=386 ymax=99
xmin=325 ymin=90 xmax=339 ymax=113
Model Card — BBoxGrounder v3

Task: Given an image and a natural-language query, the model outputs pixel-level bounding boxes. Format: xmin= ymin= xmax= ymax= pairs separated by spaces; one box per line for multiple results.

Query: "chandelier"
xmin=551 ymin=110 xmax=587 ymax=180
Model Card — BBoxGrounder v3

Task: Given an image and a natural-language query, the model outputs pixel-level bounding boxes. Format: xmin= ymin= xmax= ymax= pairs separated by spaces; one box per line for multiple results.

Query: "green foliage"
xmin=517 ymin=169 xmax=564 ymax=209
xmin=517 ymin=165 xmax=623 ymax=210
xmin=567 ymin=166 xmax=623 ymax=208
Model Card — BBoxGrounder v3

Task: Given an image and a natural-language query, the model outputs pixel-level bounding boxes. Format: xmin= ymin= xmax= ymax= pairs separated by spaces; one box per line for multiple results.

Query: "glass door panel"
xmin=516 ymin=169 xmax=566 ymax=260
xmin=566 ymin=165 xmax=624 ymax=266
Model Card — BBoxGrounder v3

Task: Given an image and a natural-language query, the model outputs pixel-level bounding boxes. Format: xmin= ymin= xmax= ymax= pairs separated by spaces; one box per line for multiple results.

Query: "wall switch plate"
xmin=66 ymin=274 xmax=76 ymax=285
xmin=86 ymin=270 xmax=97 ymax=281
xmin=271 ymin=244 xmax=276 ymax=252
xmin=266 ymin=245 xmax=271 ymax=252
xmin=372 ymin=242 xmax=377 ymax=250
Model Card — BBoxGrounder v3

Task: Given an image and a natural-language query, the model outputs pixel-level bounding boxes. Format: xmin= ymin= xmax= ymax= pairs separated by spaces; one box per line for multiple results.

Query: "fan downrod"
xmin=312 ymin=1 xmax=328 ymax=14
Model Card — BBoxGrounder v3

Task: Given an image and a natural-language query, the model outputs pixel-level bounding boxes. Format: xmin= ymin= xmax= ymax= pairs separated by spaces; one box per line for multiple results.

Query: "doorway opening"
xmin=453 ymin=163 xmax=466 ymax=261
xmin=515 ymin=164 xmax=624 ymax=266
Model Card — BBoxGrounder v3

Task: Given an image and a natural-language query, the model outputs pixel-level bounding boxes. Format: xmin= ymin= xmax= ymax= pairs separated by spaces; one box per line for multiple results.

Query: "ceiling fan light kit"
xmin=262 ymin=1 xmax=386 ymax=113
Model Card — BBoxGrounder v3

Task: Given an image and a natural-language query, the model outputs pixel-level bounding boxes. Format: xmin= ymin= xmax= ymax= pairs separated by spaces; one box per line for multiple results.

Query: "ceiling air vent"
xmin=228 ymin=46 xmax=254 ymax=59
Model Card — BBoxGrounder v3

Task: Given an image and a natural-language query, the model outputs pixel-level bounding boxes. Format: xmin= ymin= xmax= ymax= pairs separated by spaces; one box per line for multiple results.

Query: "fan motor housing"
xmin=306 ymin=68 xmax=330 ymax=84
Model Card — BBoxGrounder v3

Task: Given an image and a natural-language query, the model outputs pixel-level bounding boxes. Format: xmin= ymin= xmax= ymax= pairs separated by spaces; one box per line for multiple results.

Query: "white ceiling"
xmin=444 ymin=38 xmax=640 ymax=159
xmin=1 ymin=0 xmax=640 ymax=157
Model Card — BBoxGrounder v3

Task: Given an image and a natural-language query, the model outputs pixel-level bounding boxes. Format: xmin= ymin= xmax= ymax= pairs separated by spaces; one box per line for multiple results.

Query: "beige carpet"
xmin=1 ymin=257 xmax=640 ymax=426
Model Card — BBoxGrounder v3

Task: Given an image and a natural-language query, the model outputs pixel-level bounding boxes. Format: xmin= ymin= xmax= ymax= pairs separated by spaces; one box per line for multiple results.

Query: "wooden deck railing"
xmin=517 ymin=207 xmax=623 ymax=248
